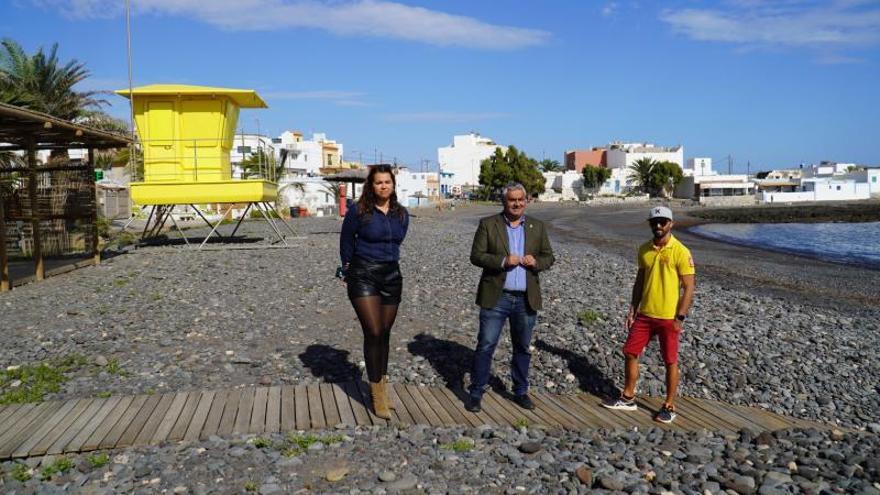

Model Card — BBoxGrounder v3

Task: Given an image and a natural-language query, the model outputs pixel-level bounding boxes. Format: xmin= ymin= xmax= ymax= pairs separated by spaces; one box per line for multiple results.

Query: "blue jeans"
xmin=469 ymin=292 xmax=537 ymax=398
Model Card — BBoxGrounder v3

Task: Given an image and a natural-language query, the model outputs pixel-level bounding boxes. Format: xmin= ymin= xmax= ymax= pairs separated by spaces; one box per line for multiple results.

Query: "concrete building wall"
xmin=437 ymin=133 xmax=506 ymax=190
xmin=606 ymin=144 xmax=684 ymax=170
xmin=564 ymin=149 xmax=606 ymax=172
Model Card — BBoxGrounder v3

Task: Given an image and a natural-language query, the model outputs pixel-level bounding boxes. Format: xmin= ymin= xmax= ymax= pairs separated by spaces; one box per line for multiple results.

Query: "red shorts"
xmin=623 ymin=314 xmax=680 ymax=365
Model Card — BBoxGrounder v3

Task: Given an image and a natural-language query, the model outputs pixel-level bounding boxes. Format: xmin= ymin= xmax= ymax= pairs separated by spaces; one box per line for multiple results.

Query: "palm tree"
xmin=627 ymin=157 xmax=657 ymax=194
xmin=0 ymin=38 xmax=105 ymax=121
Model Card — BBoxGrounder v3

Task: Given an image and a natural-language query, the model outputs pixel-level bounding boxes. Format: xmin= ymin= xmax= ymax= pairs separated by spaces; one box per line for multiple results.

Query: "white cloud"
xmin=660 ymin=0 xmax=880 ymax=57
xmin=32 ymin=0 xmax=550 ymax=50
xmin=602 ymin=2 xmax=618 ymax=17
xmin=384 ymin=111 xmax=510 ymax=123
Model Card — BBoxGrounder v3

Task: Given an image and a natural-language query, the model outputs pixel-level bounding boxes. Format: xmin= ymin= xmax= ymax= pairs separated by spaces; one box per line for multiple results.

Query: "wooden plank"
xmin=0 ymin=404 xmax=23 ymax=436
xmin=0 ymin=402 xmax=62 ymax=459
xmin=342 ymin=381 xmax=371 ymax=427
xmin=132 ymin=393 xmax=176 ymax=446
xmin=480 ymin=393 xmax=517 ymax=426
xmin=532 ymin=392 xmax=587 ymax=430
xmin=265 ymin=386 xmax=281 ymax=433
xmin=217 ymin=389 xmax=242 ymax=436
xmin=294 ymin=385 xmax=310 ymax=430
xmin=412 ymin=386 xmax=455 ymax=425
xmin=654 ymin=397 xmax=714 ymax=431
xmin=306 ymin=385 xmax=325 ymax=429
xmin=66 ymin=396 xmax=122 ymax=452
xmin=168 ymin=392 xmax=201 ymax=441
xmin=200 ymin=390 xmax=227 ymax=439
xmin=356 ymin=380 xmax=386 ymax=426
xmin=681 ymin=397 xmax=750 ymax=432
xmin=438 ymin=387 xmax=490 ymax=426
xmin=583 ymin=394 xmax=648 ymax=430
xmin=403 ymin=385 xmax=443 ymax=426
xmin=0 ymin=403 xmax=38 ymax=447
xmin=249 ymin=387 xmax=269 ymax=434
xmin=385 ymin=384 xmax=413 ymax=425
xmin=31 ymin=399 xmax=94 ymax=456
xmin=184 ymin=391 xmax=216 ymax=442
xmin=110 ymin=395 xmax=159 ymax=448
xmin=528 ymin=393 xmax=576 ymax=429
xmin=48 ymin=398 xmax=106 ymax=455
xmin=393 ymin=384 xmax=428 ymax=425
xmin=280 ymin=386 xmax=296 ymax=432
xmin=320 ymin=384 xmax=342 ymax=427
xmin=428 ymin=387 xmax=474 ymax=427
xmin=150 ymin=392 xmax=190 ymax=443
xmin=490 ymin=392 xmax=545 ymax=427
xmin=331 ymin=383 xmax=357 ymax=427
xmin=233 ymin=388 xmax=256 ymax=434
xmin=725 ymin=402 xmax=791 ymax=431
xmin=639 ymin=396 xmax=700 ymax=432
xmin=12 ymin=399 xmax=80 ymax=458
xmin=84 ymin=395 xmax=136 ymax=451
xmin=566 ymin=394 xmax=630 ymax=429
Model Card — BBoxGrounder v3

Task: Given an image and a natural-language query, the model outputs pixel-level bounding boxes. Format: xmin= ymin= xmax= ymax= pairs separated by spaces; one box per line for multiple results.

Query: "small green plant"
xmin=10 ymin=463 xmax=32 ymax=482
xmin=244 ymin=481 xmax=258 ymax=492
xmin=150 ymin=292 xmax=163 ymax=301
xmin=105 ymin=358 xmax=125 ymax=376
xmin=577 ymin=309 xmax=601 ymax=326
xmin=145 ymin=388 xmax=156 ymax=395
xmin=0 ymin=354 xmax=89 ymax=404
xmin=252 ymin=437 xmax=272 ymax=449
xmin=87 ymin=453 xmax=110 ymax=468
xmin=279 ymin=433 xmax=342 ymax=456
xmin=112 ymin=277 xmax=129 ymax=287
xmin=95 ymin=391 xmax=112 ymax=399
xmin=441 ymin=438 xmax=475 ymax=452
xmin=514 ymin=417 xmax=530 ymax=429
xmin=40 ymin=456 xmax=73 ymax=480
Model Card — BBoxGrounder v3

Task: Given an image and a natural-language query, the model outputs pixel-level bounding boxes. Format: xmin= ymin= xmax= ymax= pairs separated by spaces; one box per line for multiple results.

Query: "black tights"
xmin=351 ymin=296 xmax=399 ymax=383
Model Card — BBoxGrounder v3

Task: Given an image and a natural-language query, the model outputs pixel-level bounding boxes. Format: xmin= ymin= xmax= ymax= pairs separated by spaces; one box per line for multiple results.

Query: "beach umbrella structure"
xmin=114 ymin=84 xmax=294 ymax=247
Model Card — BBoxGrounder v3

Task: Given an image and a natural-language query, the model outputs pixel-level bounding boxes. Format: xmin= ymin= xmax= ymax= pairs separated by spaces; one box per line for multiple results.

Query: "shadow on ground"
xmin=407 ymin=333 xmax=506 ymax=401
xmin=534 ymin=339 xmax=618 ymax=397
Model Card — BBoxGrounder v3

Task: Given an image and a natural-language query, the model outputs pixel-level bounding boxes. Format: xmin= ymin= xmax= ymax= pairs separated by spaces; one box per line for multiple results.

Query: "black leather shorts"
xmin=346 ymin=257 xmax=403 ymax=305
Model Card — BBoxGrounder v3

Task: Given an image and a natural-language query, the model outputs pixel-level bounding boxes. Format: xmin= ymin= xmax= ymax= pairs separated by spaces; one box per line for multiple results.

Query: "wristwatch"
xmin=676 ymin=314 xmax=686 ymax=322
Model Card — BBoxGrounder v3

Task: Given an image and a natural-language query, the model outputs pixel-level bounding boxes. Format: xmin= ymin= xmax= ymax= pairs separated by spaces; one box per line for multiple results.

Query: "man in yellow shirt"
xmin=603 ymin=206 xmax=695 ymax=423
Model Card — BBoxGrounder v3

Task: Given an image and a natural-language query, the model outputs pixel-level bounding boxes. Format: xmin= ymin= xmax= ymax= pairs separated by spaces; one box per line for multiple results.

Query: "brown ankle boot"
xmin=370 ymin=381 xmax=392 ymax=419
xmin=381 ymin=375 xmax=396 ymax=410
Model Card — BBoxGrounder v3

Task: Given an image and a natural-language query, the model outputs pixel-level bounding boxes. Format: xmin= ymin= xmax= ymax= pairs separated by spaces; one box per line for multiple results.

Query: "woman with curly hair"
xmin=339 ymin=164 xmax=409 ymax=418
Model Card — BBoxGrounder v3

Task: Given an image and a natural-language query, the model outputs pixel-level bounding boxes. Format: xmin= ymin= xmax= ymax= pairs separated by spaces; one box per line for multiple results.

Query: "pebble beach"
xmin=1 ymin=203 xmax=878 ymax=493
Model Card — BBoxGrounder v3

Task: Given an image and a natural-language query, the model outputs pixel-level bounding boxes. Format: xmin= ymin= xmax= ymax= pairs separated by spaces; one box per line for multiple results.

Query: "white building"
xmin=437 ymin=133 xmax=507 ymax=193
xmin=274 ymin=131 xmax=344 ymax=176
xmin=395 ymin=168 xmax=439 ymax=207
xmin=674 ymin=174 xmax=755 ymax=205
xmin=684 ymin=157 xmax=714 ymax=177
xmin=842 ymin=168 xmax=880 ymax=196
xmin=276 ymin=176 xmax=340 ymax=216
xmin=606 ymin=142 xmax=684 ymax=170
xmin=762 ymin=177 xmax=870 ymax=203
xmin=540 ymin=171 xmax=588 ymax=201
xmin=231 ymin=134 xmax=275 ymax=179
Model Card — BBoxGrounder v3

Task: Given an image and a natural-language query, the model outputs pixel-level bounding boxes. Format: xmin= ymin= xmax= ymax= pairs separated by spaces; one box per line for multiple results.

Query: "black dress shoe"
xmin=465 ymin=396 xmax=482 ymax=413
xmin=513 ymin=394 xmax=536 ymax=410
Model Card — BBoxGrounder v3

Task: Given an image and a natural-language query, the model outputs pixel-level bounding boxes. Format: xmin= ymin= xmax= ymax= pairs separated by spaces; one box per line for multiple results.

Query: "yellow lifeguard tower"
xmin=116 ymin=84 xmax=291 ymax=247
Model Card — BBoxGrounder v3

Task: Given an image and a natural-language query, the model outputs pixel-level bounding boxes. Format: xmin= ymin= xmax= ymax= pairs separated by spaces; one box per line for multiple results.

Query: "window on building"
xmin=873 ymin=177 xmax=877 ymax=183
xmin=836 ymin=185 xmax=841 ymax=191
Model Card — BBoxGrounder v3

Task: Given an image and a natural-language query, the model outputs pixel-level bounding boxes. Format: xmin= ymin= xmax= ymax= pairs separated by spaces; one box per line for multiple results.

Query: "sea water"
xmin=689 ymin=221 xmax=880 ymax=269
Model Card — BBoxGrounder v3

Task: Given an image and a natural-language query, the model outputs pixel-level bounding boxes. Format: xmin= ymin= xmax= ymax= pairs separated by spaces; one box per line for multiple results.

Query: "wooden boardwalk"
xmin=0 ymin=382 xmax=827 ymax=460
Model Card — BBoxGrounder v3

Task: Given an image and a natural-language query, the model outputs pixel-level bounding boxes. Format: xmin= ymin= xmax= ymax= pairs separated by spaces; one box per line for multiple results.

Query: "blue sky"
xmin=3 ymin=0 xmax=879 ymax=172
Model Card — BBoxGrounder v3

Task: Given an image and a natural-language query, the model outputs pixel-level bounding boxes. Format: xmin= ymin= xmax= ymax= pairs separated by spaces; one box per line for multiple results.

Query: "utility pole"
xmin=727 ymin=154 xmax=733 ymax=175
xmin=747 ymin=160 xmax=751 ymax=176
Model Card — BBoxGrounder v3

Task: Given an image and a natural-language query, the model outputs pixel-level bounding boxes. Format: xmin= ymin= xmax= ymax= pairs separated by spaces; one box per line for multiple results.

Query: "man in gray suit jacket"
xmin=466 ymin=182 xmax=555 ymax=412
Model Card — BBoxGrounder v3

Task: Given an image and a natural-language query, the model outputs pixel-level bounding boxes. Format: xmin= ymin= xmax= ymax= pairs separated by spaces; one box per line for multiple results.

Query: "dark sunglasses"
xmin=648 ymin=218 xmax=670 ymax=226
